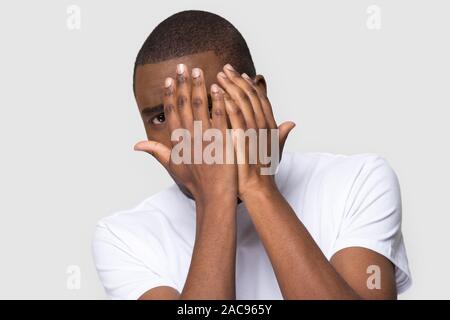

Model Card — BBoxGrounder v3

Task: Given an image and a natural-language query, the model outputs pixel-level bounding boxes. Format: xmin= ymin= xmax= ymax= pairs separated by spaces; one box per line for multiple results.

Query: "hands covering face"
xmin=135 ymin=64 xmax=296 ymax=203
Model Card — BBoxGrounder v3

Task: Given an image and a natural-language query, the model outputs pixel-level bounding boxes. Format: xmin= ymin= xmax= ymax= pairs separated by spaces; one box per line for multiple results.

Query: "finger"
xmin=224 ymin=92 xmax=247 ymax=164
xmin=175 ymin=63 xmax=194 ymax=131
xmin=278 ymin=121 xmax=296 ymax=154
xmin=217 ymin=70 xmax=257 ymax=130
xmin=134 ymin=140 xmax=171 ymax=169
xmin=191 ymin=68 xmax=211 ymax=130
xmin=210 ymin=84 xmax=227 ymax=133
xmin=240 ymin=73 xmax=267 ymax=129
xmin=163 ymin=77 xmax=182 ymax=147
xmin=223 ymin=92 xmax=246 ymax=131
xmin=252 ymin=76 xmax=277 ymax=129
xmin=222 ymin=64 xmax=266 ymax=129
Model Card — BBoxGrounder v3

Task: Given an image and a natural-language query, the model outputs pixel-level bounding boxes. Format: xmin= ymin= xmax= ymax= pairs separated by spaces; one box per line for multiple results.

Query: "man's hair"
xmin=133 ymin=10 xmax=256 ymax=90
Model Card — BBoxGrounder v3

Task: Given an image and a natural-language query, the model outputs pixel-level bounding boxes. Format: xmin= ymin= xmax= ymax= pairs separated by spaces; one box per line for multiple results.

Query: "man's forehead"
xmin=134 ymin=50 xmax=223 ymax=109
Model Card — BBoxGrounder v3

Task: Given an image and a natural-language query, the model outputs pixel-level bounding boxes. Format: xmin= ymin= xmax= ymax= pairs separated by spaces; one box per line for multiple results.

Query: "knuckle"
xmin=212 ymin=91 xmax=222 ymax=101
xmin=238 ymin=90 xmax=249 ymax=102
xmin=229 ymin=104 xmax=241 ymax=115
xmin=193 ymin=76 xmax=203 ymax=87
xmin=176 ymin=74 xmax=186 ymax=85
xmin=192 ymin=97 xmax=203 ymax=109
xmin=246 ymin=86 xmax=258 ymax=98
xmin=258 ymin=92 xmax=269 ymax=102
xmin=213 ymin=107 xmax=224 ymax=116
xmin=177 ymin=95 xmax=187 ymax=109
xmin=164 ymin=86 xmax=174 ymax=97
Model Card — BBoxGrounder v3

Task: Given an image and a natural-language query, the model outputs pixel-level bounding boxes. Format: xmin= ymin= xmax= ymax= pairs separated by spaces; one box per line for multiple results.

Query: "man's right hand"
xmin=134 ymin=65 xmax=238 ymax=300
xmin=134 ymin=64 xmax=238 ymax=211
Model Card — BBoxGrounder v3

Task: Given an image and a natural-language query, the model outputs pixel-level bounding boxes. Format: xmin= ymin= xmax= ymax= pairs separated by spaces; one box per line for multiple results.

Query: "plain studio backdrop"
xmin=0 ymin=0 xmax=448 ymax=299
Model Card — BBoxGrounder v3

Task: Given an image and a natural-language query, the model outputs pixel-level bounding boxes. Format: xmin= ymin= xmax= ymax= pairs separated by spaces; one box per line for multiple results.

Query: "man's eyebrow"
xmin=141 ymin=104 xmax=164 ymax=116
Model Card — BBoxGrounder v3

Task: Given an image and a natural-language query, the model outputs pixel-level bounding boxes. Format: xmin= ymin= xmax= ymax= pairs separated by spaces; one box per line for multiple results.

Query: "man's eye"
xmin=150 ymin=113 xmax=165 ymax=125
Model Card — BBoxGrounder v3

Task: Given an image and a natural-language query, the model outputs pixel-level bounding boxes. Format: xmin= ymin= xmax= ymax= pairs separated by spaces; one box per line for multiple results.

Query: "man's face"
xmin=134 ymin=50 xmax=224 ymax=146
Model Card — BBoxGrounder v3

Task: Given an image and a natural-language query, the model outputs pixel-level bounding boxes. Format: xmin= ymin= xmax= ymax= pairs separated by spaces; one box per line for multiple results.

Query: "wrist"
xmin=195 ymin=189 xmax=237 ymax=209
xmin=195 ymin=192 xmax=237 ymax=222
xmin=240 ymin=177 xmax=280 ymax=203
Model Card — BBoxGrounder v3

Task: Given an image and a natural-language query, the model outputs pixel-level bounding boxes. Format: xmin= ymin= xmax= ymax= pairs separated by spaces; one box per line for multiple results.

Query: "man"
xmin=92 ymin=10 xmax=411 ymax=299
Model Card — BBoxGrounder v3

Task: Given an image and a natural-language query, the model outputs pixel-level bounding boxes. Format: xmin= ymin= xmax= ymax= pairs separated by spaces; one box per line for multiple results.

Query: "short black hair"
xmin=133 ymin=10 xmax=256 ymax=90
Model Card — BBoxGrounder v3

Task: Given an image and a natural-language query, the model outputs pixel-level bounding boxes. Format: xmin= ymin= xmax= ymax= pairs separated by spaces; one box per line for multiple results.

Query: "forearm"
xmin=243 ymin=187 xmax=359 ymax=299
xmin=180 ymin=197 xmax=237 ymax=299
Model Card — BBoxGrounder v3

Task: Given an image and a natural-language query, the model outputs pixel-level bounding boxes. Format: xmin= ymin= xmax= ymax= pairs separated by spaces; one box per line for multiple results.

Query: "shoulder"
xmin=278 ymin=152 xmax=401 ymax=221
xmin=93 ymin=184 xmax=194 ymax=246
xmin=92 ymin=185 xmax=186 ymax=299
xmin=280 ymin=151 xmax=398 ymax=188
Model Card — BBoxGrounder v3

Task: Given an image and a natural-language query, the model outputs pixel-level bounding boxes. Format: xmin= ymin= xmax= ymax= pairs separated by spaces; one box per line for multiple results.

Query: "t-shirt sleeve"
xmin=331 ymin=155 xmax=412 ymax=294
xmin=92 ymin=221 xmax=178 ymax=300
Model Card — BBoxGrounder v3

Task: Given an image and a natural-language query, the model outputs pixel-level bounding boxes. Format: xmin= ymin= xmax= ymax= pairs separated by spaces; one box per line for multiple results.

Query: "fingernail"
xmin=242 ymin=73 xmax=251 ymax=80
xmin=218 ymin=71 xmax=227 ymax=79
xmin=224 ymin=64 xmax=235 ymax=71
xmin=165 ymin=77 xmax=173 ymax=88
xmin=177 ymin=64 xmax=185 ymax=75
xmin=211 ymin=84 xmax=219 ymax=93
xmin=192 ymin=68 xmax=201 ymax=78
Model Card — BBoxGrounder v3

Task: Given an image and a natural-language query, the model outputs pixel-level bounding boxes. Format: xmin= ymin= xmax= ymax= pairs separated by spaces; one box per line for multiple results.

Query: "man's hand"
xmin=134 ymin=64 xmax=238 ymax=300
xmin=216 ymin=64 xmax=396 ymax=300
xmin=216 ymin=64 xmax=296 ymax=200
xmin=135 ymin=64 xmax=238 ymax=209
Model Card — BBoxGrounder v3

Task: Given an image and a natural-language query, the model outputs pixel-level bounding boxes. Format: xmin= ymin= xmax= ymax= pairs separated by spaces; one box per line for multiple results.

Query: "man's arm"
xmin=242 ymin=187 xmax=396 ymax=299
xmin=136 ymin=65 xmax=238 ymax=299
xmin=139 ymin=197 xmax=237 ymax=300
xmin=217 ymin=64 xmax=397 ymax=299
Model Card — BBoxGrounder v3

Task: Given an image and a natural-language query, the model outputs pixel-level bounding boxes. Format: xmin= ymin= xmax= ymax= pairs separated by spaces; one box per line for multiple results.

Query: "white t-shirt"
xmin=92 ymin=152 xmax=411 ymax=299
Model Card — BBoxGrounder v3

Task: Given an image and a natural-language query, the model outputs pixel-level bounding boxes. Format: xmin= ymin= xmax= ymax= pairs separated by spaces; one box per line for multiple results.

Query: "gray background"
xmin=0 ymin=0 xmax=448 ymax=299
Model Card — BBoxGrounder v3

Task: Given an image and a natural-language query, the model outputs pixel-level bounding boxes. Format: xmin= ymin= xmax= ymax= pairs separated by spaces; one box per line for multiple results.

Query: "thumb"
xmin=134 ymin=140 xmax=171 ymax=169
xmin=278 ymin=121 xmax=296 ymax=153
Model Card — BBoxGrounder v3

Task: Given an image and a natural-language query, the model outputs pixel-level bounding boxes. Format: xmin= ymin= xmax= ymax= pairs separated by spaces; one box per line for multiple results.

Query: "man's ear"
xmin=253 ymin=74 xmax=267 ymax=95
